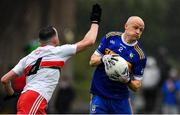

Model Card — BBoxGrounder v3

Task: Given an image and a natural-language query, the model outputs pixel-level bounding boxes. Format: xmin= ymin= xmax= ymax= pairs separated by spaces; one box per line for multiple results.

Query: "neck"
xmin=123 ymin=33 xmax=137 ymax=44
xmin=40 ymin=42 xmax=56 ymax=47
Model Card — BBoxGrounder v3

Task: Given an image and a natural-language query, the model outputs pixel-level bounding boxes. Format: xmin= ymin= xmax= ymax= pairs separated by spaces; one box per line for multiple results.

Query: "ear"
xmin=38 ymin=38 xmax=43 ymax=44
xmin=124 ymin=23 xmax=128 ymax=30
xmin=50 ymin=36 xmax=56 ymax=42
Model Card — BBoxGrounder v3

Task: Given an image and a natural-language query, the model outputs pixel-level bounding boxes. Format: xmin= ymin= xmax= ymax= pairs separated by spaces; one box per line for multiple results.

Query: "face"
xmin=124 ymin=17 xmax=144 ymax=42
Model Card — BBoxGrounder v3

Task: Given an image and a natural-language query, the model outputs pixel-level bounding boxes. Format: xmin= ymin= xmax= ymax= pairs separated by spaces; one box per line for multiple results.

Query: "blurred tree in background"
xmin=0 ymin=0 xmax=180 ymax=113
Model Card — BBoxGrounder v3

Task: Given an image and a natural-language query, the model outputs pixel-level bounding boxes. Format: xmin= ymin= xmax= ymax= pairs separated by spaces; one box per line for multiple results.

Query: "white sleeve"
xmin=56 ymin=44 xmax=77 ymax=57
xmin=94 ymin=50 xmax=103 ymax=57
xmin=12 ymin=57 xmax=27 ymax=76
xmin=133 ymin=75 xmax=143 ymax=81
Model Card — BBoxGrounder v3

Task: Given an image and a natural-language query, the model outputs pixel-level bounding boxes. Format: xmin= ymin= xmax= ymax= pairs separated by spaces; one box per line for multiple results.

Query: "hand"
xmin=90 ymin=3 xmax=102 ymax=24
xmin=4 ymin=92 xmax=20 ymax=101
xmin=119 ymin=75 xmax=131 ymax=84
xmin=102 ymin=55 xmax=114 ymax=70
xmin=109 ymin=72 xmax=131 ymax=83
xmin=102 ymin=54 xmax=119 ymax=66
xmin=102 ymin=54 xmax=119 ymax=72
xmin=114 ymin=67 xmax=131 ymax=83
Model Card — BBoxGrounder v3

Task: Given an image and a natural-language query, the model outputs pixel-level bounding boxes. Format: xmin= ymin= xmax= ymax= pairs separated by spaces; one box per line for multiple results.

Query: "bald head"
xmin=126 ymin=16 xmax=145 ymax=28
xmin=124 ymin=16 xmax=145 ymax=43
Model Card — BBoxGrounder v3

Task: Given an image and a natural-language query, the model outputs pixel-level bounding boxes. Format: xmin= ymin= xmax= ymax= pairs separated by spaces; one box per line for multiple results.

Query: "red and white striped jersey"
xmin=12 ymin=44 xmax=77 ymax=102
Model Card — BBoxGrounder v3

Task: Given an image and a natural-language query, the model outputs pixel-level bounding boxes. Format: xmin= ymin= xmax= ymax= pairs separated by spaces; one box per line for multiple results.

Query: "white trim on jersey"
xmin=94 ymin=50 xmax=103 ymax=57
xmin=121 ymin=33 xmax=138 ymax=46
xmin=133 ymin=75 xmax=143 ymax=81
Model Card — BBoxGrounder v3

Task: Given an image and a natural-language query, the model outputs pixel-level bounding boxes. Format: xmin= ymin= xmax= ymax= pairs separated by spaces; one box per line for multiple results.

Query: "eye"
xmin=133 ymin=26 xmax=138 ymax=30
xmin=140 ymin=28 xmax=144 ymax=32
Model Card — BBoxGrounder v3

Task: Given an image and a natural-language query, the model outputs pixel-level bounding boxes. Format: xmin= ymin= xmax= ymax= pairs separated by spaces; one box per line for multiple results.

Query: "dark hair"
xmin=39 ymin=26 xmax=56 ymax=41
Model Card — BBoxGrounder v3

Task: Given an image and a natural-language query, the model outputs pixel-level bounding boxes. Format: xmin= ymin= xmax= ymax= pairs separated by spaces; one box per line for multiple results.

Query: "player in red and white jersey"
xmin=1 ymin=4 xmax=101 ymax=114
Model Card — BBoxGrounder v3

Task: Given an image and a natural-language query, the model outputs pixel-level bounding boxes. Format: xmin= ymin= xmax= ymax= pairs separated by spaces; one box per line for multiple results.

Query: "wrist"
xmin=91 ymin=21 xmax=99 ymax=25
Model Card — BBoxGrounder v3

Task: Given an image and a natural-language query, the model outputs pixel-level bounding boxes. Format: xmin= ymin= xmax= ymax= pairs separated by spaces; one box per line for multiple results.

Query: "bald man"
xmin=89 ymin=16 xmax=147 ymax=114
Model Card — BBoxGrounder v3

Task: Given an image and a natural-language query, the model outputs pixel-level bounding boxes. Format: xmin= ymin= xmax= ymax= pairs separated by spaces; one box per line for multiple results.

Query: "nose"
xmin=136 ymin=29 xmax=140 ymax=34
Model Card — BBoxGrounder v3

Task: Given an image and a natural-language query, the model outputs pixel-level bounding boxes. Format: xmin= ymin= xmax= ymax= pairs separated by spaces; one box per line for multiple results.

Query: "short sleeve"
xmin=56 ymin=44 xmax=77 ymax=57
xmin=133 ymin=58 xmax=147 ymax=80
xmin=96 ymin=36 xmax=108 ymax=55
xmin=12 ymin=57 xmax=27 ymax=76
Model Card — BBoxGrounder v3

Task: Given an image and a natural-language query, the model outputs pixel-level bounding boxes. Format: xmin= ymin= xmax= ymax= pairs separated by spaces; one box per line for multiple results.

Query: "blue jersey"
xmin=90 ymin=31 xmax=147 ymax=100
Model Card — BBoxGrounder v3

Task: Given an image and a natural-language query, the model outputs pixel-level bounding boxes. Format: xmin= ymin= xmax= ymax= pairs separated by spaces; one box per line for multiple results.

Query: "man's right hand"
xmin=90 ymin=4 xmax=102 ymax=24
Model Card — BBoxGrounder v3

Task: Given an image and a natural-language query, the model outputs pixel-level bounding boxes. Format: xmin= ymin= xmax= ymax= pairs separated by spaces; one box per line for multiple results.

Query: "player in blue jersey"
xmin=89 ymin=16 xmax=147 ymax=114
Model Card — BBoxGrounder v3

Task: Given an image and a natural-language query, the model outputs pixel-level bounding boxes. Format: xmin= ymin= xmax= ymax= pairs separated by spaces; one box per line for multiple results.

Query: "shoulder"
xmin=56 ymin=44 xmax=77 ymax=50
xmin=105 ymin=31 xmax=123 ymax=39
xmin=133 ymin=43 xmax=146 ymax=61
xmin=55 ymin=44 xmax=77 ymax=54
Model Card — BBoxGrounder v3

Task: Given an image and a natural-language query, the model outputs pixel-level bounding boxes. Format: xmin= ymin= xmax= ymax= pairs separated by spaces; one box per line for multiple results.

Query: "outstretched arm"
xmin=75 ymin=4 xmax=102 ymax=53
xmin=76 ymin=24 xmax=99 ymax=53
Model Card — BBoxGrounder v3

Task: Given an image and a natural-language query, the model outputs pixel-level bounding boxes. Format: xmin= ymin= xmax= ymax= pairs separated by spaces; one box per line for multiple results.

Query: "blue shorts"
xmin=90 ymin=94 xmax=132 ymax=114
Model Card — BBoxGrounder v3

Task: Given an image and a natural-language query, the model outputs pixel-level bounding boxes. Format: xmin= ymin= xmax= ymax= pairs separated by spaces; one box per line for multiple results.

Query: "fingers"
xmin=92 ymin=4 xmax=101 ymax=12
xmin=90 ymin=3 xmax=102 ymax=24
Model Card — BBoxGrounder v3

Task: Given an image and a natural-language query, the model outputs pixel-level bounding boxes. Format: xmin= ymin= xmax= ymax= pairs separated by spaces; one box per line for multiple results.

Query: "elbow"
xmin=89 ymin=60 xmax=93 ymax=66
xmin=134 ymin=84 xmax=142 ymax=92
xmin=131 ymin=87 xmax=140 ymax=92
xmin=89 ymin=60 xmax=96 ymax=67
xmin=1 ymin=76 xmax=8 ymax=84
xmin=89 ymin=54 xmax=102 ymax=66
xmin=129 ymin=81 xmax=142 ymax=92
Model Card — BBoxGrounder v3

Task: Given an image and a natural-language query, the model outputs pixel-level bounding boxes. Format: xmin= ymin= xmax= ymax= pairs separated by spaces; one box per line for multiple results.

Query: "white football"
xmin=105 ymin=55 xmax=129 ymax=82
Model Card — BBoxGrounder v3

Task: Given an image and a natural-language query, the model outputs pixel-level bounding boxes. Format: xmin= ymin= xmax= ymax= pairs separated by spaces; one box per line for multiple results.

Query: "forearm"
xmin=2 ymin=82 xmax=14 ymax=95
xmin=85 ymin=3 xmax=101 ymax=46
xmin=75 ymin=4 xmax=101 ymax=53
xmin=128 ymin=80 xmax=142 ymax=92
xmin=90 ymin=56 xmax=101 ymax=66
xmin=84 ymin=24 xmax=99 ymax=45
xmin=89 ymin=54 xmax=102 ymax=66
xmin=1 ymin=70 xmax=17 ymax=95
xmin=75 ymin=24 xmax=99 ymax=53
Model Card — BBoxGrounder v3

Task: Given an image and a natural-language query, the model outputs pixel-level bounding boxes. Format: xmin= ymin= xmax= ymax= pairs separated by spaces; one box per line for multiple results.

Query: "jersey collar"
xmin=121 ymin=33 xmax=138 ymax=46
xmin=40 ymin=45 xmax=55 ymax=47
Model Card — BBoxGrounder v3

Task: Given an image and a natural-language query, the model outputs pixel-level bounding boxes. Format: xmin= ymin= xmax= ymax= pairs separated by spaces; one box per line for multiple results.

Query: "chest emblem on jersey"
xmin=129 ymin=52 xmax=134 ymax=59
xmin=91 ymin=104 xmax=97 ymax=113
xmin=35 ymin=50 xmax=42 ymax=55
xmin=141 ymin=69 xmax=144 ymax=74
xmin=110 ymin=40 xmax=115 ymax=45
